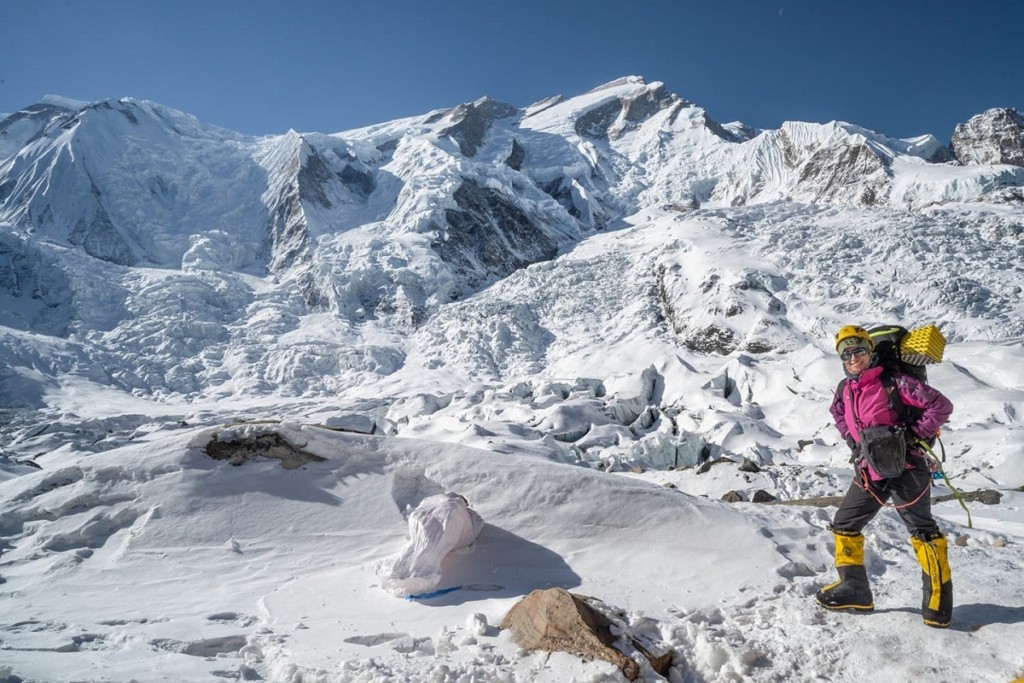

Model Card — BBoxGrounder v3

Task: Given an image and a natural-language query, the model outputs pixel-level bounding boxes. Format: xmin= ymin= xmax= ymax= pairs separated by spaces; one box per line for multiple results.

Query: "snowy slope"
xmin=0 ymin=422 xmax=1021 ymax=682
xmin=1 ymin=78 xmax=1024 ymax=682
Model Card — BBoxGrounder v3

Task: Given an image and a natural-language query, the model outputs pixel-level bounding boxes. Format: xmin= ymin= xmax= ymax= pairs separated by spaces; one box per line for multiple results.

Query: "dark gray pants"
xmin=832 ymin=457 xmax=940 ymax=537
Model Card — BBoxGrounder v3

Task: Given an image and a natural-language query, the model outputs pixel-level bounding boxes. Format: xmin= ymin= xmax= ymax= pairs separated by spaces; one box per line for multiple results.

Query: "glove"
xmin=923 ymin=428 xmax=942 ymax=446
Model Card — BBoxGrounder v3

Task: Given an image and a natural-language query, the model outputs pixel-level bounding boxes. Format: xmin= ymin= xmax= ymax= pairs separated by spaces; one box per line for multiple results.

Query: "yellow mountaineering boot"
xmin=912 ymin=532 xmax=953 ymax=628
xmin=815 ymin=528 xmax=874 ymax=611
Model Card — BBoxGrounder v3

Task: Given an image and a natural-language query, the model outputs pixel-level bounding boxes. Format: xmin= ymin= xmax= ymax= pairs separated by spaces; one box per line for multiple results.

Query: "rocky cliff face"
xmin=431 ymin=97 xmax=519 ymax=157
xmin=795 ymin=141 xmax=892 ymax=206
xmin=437 ymin=180 xmax=559 ymax=288
xmin=574 ymin=80 xmax=688 ymax=140
xmin=951 ymin=108 xmax=1024 ymax=166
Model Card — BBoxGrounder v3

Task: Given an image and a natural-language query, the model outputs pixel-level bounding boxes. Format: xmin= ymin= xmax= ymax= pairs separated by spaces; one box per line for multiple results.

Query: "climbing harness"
xmin=855 ymin=438 xmax=971 ymax=529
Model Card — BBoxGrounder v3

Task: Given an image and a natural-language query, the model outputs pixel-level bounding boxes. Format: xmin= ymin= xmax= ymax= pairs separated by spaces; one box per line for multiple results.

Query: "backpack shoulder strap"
xmin=881 ymin=369 xmax=916 ymax=427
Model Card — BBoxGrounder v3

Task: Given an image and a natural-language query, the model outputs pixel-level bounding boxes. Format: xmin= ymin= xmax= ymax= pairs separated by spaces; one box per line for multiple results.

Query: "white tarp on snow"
xmin=377 ymin=492 xmax=485 ymax=596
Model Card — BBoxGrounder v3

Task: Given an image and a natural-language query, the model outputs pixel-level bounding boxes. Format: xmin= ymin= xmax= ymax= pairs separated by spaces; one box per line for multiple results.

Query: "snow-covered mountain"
xmin=1 ymin=78 xmax=1023 ymax=682
xmin=2 ymin=78 xmax=1022 ymax=404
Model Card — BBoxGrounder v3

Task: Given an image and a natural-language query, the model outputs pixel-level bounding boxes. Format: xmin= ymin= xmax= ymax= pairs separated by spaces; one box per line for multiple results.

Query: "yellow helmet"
xmin=834 ymin=325 xmax=874 ymax=352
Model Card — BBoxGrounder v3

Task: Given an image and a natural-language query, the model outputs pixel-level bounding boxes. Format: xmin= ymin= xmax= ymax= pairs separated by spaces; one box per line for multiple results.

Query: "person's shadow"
xmin=949 ymin=603 xmax=1024 ymax=632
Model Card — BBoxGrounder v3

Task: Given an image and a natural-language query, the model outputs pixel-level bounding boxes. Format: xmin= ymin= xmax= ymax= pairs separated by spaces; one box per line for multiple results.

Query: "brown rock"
xmin=206 ymin=431 xmax=325 ymax=469
xmin=500 ymin=588 xmax=639 ymax=679
xmin=933 ymin=488 xmax=1002 ymax=505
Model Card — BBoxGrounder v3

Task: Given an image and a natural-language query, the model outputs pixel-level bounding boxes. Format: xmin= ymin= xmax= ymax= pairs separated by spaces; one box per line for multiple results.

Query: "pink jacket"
xmin=829 ymin=365 xmax=953 ymax=479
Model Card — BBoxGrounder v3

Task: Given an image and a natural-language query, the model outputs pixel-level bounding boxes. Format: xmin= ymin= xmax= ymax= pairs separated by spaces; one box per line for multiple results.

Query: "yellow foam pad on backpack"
xmin=901 ymin=324 xmax=946 ymax=365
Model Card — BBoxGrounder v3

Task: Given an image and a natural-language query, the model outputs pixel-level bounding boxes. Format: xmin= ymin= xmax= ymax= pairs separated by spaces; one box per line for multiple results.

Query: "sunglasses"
xmin=840 ymin=347 xmax=870 ymax=362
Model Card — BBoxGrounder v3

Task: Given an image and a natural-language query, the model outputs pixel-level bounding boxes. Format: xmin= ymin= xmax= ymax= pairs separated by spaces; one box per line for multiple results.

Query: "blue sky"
xmin=3 ymin=0 xmax=1022 ymax=141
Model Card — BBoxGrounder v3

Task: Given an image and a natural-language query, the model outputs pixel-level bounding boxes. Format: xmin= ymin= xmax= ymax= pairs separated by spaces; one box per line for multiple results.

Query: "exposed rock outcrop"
xmin=67 ymin=198 xmax=139 ymax=266
xmin=951 ymin=108 xmax=1024 ymax=166
xmin=205 ymin=430 xmax=325 ymax=468
xmin=435 ymin=97 xmax=518 ymax=157
xmin=574 ymin=80 xmax=684 ymax=140
xmin=435 ymin=180 xmax=558 ymax=288
xmin=796 ymin=141 xmax=892 ymax=206
xmin=0 ymin=101 xmax=79 ymax=159
xmin=505 ymin=137 xmax=526 ymax=171
xmin=500 ymin=588 xmax=672 ymax=680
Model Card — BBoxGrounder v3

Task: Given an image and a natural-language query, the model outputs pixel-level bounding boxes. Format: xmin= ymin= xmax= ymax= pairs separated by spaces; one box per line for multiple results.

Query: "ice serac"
xmin=951 ymin=108 xmax=1024 ymax=166
xmin=658 ymin=257 xmax=790 ymax=356
xmin=0 ymin=231 xmax=74 ymax=335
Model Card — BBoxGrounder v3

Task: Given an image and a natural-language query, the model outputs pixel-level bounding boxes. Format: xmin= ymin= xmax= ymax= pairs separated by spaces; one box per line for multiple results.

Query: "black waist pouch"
xmin=859 ymin=425 xmax=907 ymax=479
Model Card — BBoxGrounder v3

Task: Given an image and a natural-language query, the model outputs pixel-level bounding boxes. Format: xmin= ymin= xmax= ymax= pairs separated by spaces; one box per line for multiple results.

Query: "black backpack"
xmin=867 ymin=325 xmax=928 ymax=383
